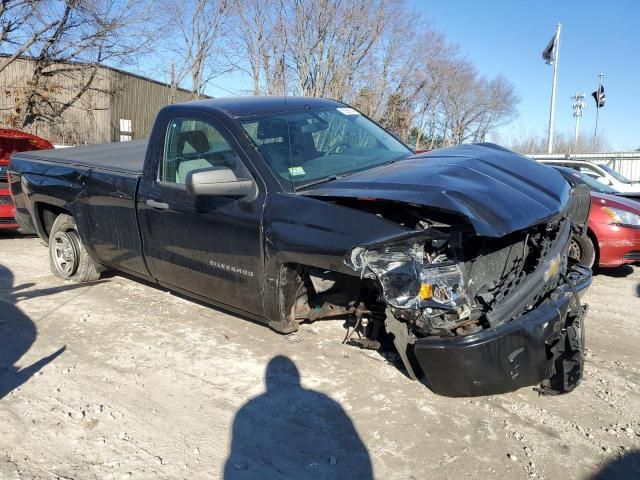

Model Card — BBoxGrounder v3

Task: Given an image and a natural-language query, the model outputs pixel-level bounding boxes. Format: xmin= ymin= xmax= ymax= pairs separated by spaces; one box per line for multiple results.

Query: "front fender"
xmin=261 ymin=193 xmax=411 ymax=323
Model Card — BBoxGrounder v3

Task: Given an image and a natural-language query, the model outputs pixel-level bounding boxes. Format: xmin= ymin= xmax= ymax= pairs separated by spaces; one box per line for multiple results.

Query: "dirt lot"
xmin=1 ymin=233 xmax=639 ymax=480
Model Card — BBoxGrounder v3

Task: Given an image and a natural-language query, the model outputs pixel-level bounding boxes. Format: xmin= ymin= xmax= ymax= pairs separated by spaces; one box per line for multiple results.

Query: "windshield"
xmin=239 ymin=107 xmax=412 ymax=190
xmin=598 ymin=163 xmax=633 ymax=184
xmin=555 ymin=167 xmax=618 ymax=194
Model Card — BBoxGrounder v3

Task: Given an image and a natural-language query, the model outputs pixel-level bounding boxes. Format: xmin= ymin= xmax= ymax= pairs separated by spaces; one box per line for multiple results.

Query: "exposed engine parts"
xmin=273 ymin=191 xmax=588 ymax=395
xmin=281 ymin=213 xmax=574 ymax=355
xmin=342 ymin=215 xmax=571 ymax=336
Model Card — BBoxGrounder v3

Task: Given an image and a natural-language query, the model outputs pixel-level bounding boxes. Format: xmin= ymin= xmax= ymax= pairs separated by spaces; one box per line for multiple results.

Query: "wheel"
xmin=49 ymin=214 xmax=102 ymax=282
xmin=568 ymin=233 xmax=595 ymax=268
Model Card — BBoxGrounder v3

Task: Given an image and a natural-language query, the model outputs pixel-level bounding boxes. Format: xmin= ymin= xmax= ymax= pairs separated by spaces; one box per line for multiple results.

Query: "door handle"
xmin=146 ymin=199 xmax=169 ymax=210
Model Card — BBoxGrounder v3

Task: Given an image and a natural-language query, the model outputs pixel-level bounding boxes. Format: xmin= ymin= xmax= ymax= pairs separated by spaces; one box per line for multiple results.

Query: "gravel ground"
xmin=1 ymin=234 xmax=639 ymax=480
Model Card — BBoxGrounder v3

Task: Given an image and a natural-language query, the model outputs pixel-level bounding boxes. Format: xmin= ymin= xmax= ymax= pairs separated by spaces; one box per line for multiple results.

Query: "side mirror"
xmin=185 ymin=167 xmax=254 ymax=197
xmin=596 ymin=176 xmax=612 ymax=186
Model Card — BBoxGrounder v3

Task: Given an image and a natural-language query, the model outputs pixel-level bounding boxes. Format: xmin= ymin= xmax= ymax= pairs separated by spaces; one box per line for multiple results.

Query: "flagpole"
xmin=546 ymin=23 xmax=562 ymax=154
xmin=593 ymin=72 xmax=604 ymax=152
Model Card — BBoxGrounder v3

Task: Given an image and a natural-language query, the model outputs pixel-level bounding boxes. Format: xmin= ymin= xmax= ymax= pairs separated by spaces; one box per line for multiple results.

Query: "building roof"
xmin=0 ymin=54 xmax=199 ymax=96
xmin=176 ymin=96 xmax=345 ymax=118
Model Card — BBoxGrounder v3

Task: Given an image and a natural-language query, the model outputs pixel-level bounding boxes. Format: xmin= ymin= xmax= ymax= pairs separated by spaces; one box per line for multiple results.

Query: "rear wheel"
xmin=568 ymin=233 xmax=595 ymax=268
xmin=49 ymin=214 xmax=101 ymax=282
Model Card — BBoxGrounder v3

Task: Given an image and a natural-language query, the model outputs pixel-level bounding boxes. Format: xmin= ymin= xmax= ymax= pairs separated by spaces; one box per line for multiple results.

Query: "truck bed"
xmin=13 ymin=139 xmax=147 ymax=175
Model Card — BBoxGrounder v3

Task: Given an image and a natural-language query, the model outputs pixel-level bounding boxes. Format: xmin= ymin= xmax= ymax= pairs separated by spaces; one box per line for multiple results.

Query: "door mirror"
xmin=596 ymin=176 xmax=612 ymax=186
xmin=185 ymin=167 xmax=254 ymax=197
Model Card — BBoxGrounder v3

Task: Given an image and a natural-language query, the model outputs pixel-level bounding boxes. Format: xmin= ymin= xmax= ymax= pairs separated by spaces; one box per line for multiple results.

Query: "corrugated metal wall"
xmin=109 ymin=71 xmax=195 ymax=142
xmin=0 ymin=58 xmax=111 ymax=144
xmin=0 ymin=57 xmax=196 ymax=145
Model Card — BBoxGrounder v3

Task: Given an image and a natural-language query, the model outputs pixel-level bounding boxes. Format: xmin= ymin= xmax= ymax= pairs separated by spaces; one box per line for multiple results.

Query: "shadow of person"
xmin=591 ymin=450 xmax=640 ymax=479
xmin=0 ymin=264 xmax=65 ymax=400
xmin=223 ymin=356 xmax=373 ymax=480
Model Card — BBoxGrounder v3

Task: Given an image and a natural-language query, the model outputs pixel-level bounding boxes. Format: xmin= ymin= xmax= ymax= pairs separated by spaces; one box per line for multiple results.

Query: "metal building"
xmin=0 ymin=56 xmax=198 ymax=145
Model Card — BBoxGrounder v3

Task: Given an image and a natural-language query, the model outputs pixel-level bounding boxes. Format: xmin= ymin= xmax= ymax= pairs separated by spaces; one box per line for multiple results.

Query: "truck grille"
xmin=465 ymin=219 xmax=570 ymax=325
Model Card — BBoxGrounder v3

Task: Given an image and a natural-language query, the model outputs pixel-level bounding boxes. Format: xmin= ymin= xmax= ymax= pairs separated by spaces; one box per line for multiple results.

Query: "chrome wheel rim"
xmin=569 ymin=238 xmax=581 ymax=260
xmin=53 ymin=231 xmax=79 ymax=276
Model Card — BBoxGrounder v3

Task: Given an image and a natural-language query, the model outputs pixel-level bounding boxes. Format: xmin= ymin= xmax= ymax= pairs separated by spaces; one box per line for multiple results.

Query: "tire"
xmin=48 ymin=214 xmax=102 ymax=283
xmin=568 ymin=233 xmax=595 ymax=268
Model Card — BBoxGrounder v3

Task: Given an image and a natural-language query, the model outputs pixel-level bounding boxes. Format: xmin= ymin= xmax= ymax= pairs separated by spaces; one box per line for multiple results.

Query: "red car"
xmin=554 ymin=167 xmax=640 ymax=268
xmin=0 ymin=130 xmax=53 ymax=230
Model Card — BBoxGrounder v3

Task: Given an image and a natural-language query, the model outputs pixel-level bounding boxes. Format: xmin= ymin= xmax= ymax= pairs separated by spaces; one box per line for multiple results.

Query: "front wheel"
xmin=568 ymin=233 xmax=596 ymax=268
xmin=49 ymin=214 xmax=102 ymax=283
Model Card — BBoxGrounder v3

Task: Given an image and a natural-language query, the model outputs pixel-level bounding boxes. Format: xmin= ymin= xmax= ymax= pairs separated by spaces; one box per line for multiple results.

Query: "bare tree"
xmin=222 ymin=0 xmax=519 ymax=147
xmin=227 ymin=0 xmax=287 ymax=95
xmin=510 ymin=131 xmax=610 ymax=155
xmin=471 ymin=76 xmax=519 ymax=142
xmin=287 ymin=0 xmax=392 ymax=99
xmin=159 ymin=0 xmax=230 ymax=101
xmin=3 ymin=0 xmax=156 ymax=132
xmin=0 ymin=0 xmax=62 ymax=75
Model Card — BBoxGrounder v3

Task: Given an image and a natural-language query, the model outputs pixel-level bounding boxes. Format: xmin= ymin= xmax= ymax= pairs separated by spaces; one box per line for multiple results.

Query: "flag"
xmin=542 ymin=31 xmax=559 ymax=64
xmin=592 ymin=85 xmax=605 ymax=108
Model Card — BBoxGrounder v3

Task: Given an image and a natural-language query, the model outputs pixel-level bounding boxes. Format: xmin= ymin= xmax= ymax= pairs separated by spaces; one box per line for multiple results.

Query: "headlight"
xmin=345 ymin=242 xmax=465 ymax=310
xmin=418 ymin=264 xmax=464 ymax=308
xmin=602 ymin=207 xmax=640 ymax=228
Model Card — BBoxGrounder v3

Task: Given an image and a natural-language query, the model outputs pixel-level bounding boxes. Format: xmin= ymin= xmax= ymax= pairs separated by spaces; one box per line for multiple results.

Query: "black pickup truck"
xmin=9 ymin=97 xmax=592 ymax=396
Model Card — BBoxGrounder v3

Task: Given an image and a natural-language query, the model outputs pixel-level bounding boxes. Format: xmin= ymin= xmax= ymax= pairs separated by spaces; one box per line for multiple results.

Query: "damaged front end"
xmin=343 ymin=204 xmax=591 ymax=396
xmin=271 ymin=144 xmax=593 ymax=396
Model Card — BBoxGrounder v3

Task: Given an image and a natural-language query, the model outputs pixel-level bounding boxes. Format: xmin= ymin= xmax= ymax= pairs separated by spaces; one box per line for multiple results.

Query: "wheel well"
xmin=37 ymin=204 xmax=70 ymax=239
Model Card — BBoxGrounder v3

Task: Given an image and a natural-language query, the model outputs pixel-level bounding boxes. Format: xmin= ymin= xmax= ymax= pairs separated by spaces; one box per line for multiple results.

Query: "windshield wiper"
xmin=294 ymin=175 xmax=340 ymax=191
xmin=293 ymin=155 xmax=411 ymax=191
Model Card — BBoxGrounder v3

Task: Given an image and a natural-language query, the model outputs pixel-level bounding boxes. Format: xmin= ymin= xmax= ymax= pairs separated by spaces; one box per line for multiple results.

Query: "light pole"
xmin=571 ymin=93 xmax=586 ymax=152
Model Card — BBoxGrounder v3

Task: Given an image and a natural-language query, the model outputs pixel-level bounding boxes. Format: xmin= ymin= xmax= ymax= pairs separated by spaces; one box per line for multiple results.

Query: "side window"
xmin=160 ymin=118 xmax=247 ymax=185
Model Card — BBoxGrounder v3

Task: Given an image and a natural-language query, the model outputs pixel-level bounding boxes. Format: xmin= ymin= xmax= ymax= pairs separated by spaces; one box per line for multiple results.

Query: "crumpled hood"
xmin=302 ymin=143 xmax=571 ymax=237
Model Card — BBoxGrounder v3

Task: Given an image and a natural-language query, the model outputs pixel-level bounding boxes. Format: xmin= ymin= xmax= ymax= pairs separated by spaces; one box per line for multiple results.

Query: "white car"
xmin=538 ymin=160 xmax=640 ymax=195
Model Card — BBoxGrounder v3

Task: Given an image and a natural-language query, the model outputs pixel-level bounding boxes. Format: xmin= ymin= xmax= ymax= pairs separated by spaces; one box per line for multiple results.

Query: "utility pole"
xmin=546 ymin=23 xmax=562 ymax=154
xmin=593 ymin=73 xmax=604 ymax=152
xmin=571 ymin=93 xmax=586 ymax=152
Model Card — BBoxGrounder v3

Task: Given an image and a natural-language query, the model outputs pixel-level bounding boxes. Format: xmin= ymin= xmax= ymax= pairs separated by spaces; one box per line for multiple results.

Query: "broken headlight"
xmin=346 ymin=242 xmax=466 ymax=310
xmin=418 ymin=264 xmax=465 ymax=308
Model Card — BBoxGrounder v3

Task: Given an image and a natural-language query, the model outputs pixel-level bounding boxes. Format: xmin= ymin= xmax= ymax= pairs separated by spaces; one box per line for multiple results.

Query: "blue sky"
xmin=409 ymin=0 xmax=639 ymax=150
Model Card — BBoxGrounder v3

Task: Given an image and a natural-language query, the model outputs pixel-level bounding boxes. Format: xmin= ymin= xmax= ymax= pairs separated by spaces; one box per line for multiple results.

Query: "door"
xmin=137 ymin=114 xmax=265 ymax=316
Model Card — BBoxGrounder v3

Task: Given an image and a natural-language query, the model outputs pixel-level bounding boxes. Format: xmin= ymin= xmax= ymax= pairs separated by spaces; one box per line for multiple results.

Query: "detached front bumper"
xmin=412 ymin=264 xmax=592 ymax=397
